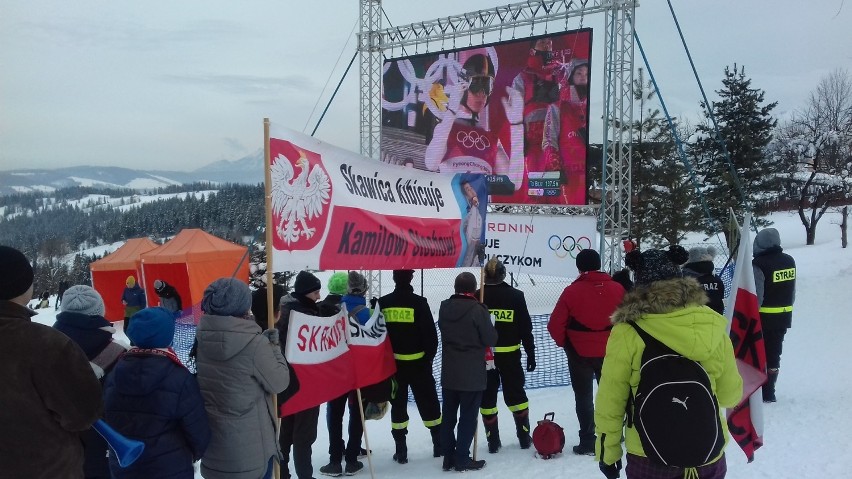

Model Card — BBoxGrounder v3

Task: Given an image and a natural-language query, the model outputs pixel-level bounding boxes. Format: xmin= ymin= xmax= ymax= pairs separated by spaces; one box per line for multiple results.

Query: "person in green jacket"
xmin=594 ymin=246 xmax=743 ymax=479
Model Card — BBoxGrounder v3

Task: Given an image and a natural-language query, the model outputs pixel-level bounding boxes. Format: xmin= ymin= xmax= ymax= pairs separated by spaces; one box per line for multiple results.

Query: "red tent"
xmin=140 ymin=229 xmax=250 ymax=323
xmin=90 ymin=237 xmax=159 ymax=322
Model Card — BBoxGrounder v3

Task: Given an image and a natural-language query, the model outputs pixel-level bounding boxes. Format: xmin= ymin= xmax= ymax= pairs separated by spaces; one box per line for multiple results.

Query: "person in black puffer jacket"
xmin=682 ymin=246 xmax=725 ymax=314
xmin=104 ymin=307 xmax=211 ymax=479
xmin=54 ymin=285 xmax=128 ymax=479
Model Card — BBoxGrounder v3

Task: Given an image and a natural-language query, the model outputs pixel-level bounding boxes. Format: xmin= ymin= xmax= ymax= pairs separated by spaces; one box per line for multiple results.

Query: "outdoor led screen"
xmin=381 ymin=28 xmax=592 ymax=205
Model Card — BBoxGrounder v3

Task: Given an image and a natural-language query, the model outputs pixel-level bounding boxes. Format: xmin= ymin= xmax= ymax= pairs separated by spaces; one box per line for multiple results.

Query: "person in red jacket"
xmin=547 ymin=249 xmax=625 ymax=455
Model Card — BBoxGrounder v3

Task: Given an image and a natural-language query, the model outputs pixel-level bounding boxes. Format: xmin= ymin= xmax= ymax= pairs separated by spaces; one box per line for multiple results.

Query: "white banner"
xmin=485 ymin=213 xmax=597 ymax=278
xmin=267 ymin=124 xmax=488 ymax=271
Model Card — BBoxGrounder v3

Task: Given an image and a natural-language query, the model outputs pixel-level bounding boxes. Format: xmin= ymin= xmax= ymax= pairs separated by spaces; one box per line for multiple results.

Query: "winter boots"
xmin=429 ymin=425 xmax=442 ymax=458
xmin=454 ymin=457 xmax=486 ymax=472
xmin=393 ymin=425 xmax=440 ymax=463
xmin=571 ymin=444 xmax=595 ymax=456
xmin=482 ymin=414 xmax=502 ymax=454
xmin=345 ymin=461 xmax=364 ymax=475
xmin=763 ymin=368 xmax=779 ymax=403
xmin=319 ymin=462 xmax=343 ymax=477
xmin=513 ymin=410 xmax=532 ymax=449
xmin=319 ymin=460 xmax=363 ymax=477
xmin=392 ymin=429 xmax=408 ymax=464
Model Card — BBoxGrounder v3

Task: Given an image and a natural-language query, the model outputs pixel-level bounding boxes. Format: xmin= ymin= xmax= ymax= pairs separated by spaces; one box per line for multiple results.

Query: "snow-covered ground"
xmin=29 ymin=210 xmax=851 ymax=478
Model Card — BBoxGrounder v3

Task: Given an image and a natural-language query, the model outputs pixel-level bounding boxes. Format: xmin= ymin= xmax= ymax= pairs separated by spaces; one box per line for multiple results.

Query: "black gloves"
xmin=369 ymin=297 xmax=378 ymax=309
xmin=599 ymin=460 xmax=622 ymax=479
xmin=526 ymin=355 xmax=536 ymax=372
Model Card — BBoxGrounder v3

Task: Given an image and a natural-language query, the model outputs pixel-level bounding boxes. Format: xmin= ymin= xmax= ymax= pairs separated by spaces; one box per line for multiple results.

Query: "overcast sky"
xmin=1 ymin=0 xmax=850 ymax=172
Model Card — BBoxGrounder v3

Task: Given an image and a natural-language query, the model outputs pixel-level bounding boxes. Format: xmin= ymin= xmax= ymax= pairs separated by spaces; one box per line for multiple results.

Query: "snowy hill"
xmin=0 ymin=150 xmax=264 ymax=196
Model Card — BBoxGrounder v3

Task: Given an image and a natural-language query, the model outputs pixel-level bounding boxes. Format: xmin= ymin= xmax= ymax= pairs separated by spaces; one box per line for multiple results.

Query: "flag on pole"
xmin=724 ymin=213 xmax=767 ymax=462
xmin=280 ymin=306 xmax=396 ymax=416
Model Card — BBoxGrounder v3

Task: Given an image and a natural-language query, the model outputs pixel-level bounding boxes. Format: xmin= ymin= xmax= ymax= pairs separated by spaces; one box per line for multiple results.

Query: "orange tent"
xmin=140 ymin=229 xmax=250 ymax=323
xmin=90 ymin=237 xmax=159 ymax=322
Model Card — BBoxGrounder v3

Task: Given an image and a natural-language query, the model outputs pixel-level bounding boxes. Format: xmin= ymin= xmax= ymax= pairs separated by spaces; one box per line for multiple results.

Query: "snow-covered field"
xmin=29 ymin=210 xmax=851 ymax=478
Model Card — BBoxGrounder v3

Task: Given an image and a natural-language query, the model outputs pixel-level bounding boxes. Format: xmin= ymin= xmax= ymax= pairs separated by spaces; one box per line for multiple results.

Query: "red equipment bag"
xmin=532 ymin=412 xmax=565 ymax=459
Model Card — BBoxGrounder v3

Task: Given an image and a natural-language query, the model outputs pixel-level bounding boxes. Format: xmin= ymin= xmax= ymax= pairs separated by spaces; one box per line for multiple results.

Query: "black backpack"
xmin=626 ymin=322 xmax=724 ymax=468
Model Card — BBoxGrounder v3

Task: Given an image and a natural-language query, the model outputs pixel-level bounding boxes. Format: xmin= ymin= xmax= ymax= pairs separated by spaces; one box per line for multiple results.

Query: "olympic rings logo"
xmin=456 ymin=130 xmax=491 ymax=151
xmin=547 ymin=235 xmax=592 ymax=259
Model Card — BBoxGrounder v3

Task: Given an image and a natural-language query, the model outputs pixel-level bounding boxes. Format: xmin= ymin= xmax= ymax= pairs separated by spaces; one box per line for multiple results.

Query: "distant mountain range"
xmin=0 ymin=150 xmax=265 ymax=196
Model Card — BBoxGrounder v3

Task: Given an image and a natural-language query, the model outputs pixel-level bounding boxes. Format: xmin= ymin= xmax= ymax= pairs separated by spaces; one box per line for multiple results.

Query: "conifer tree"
xmin=691 ymin=64 xmax=779 ymax=234
xmin=631 ymin=71 xmax=702 ymax=247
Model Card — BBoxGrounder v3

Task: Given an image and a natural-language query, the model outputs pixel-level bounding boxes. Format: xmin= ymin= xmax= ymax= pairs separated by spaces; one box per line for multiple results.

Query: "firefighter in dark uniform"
xmin=752 ymin=228 xmax=796 ymax=403
xmin=477 ymin=258 xmax=536 ymax=453
xmin=377 ymin=269 xmax=442 ymax=464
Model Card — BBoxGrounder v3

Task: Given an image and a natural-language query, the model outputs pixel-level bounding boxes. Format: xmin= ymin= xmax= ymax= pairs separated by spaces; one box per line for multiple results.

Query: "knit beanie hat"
xmin=327 ymin=272 xmax=349 ymax=295
xmin=687 ymin=246 xmax=717 ymax=264
xmin=127 ymin=307 xmax=175 ymax=348
xmin=126 ymin=276 xmax=136 ymax=287
xmin=454 ymin=272 xmax=477 ymax=294
xmin=392 ymin=269 xmax=415 ymax=285
xmin=201 ymin=277 xmax=252 ymax=317
xmin=625 ymin=245 xmax=689 ymax=286
xmin=348 ymin=271 xmax=368 ymax=295
xmin=483 ymin=258 xmax=506 ymax=285
xmin=153 ymin=279 xmax=166 ymax=292
xmin=61 ymin=285 xmax=105 ymax=317
xmin=0 ymin=246 xmax=34 ymax=301
xmin=575 ymin=249 xmax=601 ymax=272
xmin=293 ymin=271 xmax=322 ymax=296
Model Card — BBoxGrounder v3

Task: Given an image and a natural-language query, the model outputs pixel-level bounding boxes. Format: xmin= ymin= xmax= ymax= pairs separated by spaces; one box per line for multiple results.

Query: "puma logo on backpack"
xmin=627 ymin=322 xmax=724 ymax=468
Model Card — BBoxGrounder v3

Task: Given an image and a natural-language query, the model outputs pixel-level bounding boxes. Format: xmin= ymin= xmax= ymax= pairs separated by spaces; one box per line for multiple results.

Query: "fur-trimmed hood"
xmin=611 ymin=277 xmax=708 ymax=324
xmin=611 ymin=277 xmax=727 ymax=362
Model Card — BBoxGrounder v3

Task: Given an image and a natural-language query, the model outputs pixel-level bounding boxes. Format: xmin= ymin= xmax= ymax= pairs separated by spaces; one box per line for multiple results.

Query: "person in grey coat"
xmin=195 ymin=278 xmax=291 ymax=479
xmin=438 ymin=272 xmax=498 ymax=472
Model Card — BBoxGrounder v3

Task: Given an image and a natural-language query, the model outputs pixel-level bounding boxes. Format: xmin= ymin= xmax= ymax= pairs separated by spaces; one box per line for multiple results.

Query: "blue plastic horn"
xmin=93 ymin=419 xmax=145 ymax=467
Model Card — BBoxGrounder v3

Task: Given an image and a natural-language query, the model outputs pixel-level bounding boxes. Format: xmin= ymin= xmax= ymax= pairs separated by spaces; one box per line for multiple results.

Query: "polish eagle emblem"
xmin=270 ymin=150 xmax=331 ymax=244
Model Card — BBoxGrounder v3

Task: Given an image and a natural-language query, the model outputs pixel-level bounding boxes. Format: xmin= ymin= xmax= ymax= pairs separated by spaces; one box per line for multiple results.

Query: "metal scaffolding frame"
xmin=359 ymin=0 xmax=383 ymax=162
xmin=359 ymin=0 xmax=384 ymax=296
xmin=358 ymin=0 xmax=635 ymax=292
xmin=599 ymin=2 xmax=635 ymax=272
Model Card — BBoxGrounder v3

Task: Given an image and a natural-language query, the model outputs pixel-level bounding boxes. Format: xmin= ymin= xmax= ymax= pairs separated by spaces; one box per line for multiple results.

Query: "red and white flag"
xmin=279 ymin=307 xmax=396 ymax=416
xmin=347 ymin=307 xmax=397 ymax=390
xmin=724 ymin=213 xmax=767 ymax=462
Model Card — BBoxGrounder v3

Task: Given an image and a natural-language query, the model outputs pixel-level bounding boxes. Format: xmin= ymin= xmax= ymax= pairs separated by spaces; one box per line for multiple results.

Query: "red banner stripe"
xmin=319 ymin=206 xmax=463 ymax=270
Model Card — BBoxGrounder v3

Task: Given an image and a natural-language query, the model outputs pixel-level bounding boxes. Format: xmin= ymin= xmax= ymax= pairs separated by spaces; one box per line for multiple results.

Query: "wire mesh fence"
xmin=172 ymin=245 xmax=735 ymax=400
